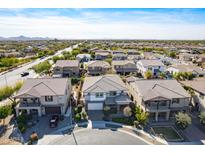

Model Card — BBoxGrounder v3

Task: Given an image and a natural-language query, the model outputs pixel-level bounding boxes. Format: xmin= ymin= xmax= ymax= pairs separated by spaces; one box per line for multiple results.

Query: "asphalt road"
xmin=0 ymin=44 xmax=78 ymax=87
xmin=47 ymin=128 xmax=149 ymax=145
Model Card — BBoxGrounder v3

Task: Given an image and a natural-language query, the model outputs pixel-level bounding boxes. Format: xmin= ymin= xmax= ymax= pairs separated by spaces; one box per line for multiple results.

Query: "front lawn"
xmin=152 ymin=126 xmax=184 ymax=142
xmin=112 ymin=117 xmax=134 ymax=126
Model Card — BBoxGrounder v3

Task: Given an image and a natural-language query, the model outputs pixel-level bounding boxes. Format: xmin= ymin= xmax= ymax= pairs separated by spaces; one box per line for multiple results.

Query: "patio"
xmin=21 ymin=115 xmax=72 ymax=143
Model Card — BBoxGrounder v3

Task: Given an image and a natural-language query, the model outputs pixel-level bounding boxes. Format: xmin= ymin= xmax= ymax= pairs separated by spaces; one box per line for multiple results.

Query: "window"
xmin=45 ymin=96 xmax=53 ymax=102
xmin=172 ymin=98 xmax=179 ymax=104
xmin=23 ymin=98 xmax=27 ymax=102
xmin=110 ymin=91 xmax=117 ymax=96
xmin=96 ymin=93 xmax=103 ymax=98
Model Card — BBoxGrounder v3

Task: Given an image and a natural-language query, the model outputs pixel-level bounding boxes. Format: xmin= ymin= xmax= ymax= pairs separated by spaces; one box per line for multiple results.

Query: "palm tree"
xmin=175 ymin=112 xmax=191 ymax=130
xmin=199 ymin=112 xmax=205 ymax=125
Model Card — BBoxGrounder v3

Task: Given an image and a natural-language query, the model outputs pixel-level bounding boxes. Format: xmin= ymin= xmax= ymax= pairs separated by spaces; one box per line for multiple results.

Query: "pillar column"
xmin=15 ymin=108 xmax=19 ymax=116
xmin=155 ymin=112 xmax=158 ymax=122
xmin=27 ymin=109 xmax=30 ymax=114
xmin=38 ymin=108 xmax=42 ymax=117
xmin=166 ymin=111 xmax=170 ymax=121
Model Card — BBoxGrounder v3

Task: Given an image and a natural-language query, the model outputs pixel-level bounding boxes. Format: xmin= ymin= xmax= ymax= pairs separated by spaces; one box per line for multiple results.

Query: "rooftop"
xmin=55 ymin=60 xmax=79 ymax=67
xmin=130 ymin=79 xmax=190 ymax=101
xmin=82 ymin=74 xmax=127 ymax=93
xmin=14 ymin=78 xmax=69 ymax=98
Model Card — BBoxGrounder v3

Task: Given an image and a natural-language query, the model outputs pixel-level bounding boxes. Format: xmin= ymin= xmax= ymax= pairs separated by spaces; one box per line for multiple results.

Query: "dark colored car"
xmin=21 ymin=72 xmax=29 ymax=77
xmin=49 ymin=115 xmax=59 ymax=128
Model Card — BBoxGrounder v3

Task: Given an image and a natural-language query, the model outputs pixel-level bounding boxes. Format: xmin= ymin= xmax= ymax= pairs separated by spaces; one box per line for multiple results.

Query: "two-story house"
xmin=82 ymin=74 xmax=132 ymax=112
xmin=112 ymin=60 xmax=137 ymax=75
xmin=137 ymin=59 xmax=165 ymax=77
xmin=181 ymin=78 xmax=205 ymax=112
xmin=128 ymin=79 xmax=190 ymax=122
xmin=167 ymin=64 xmax=205 ymax=77
xmin=14 ymin=78 xmax=71 ymax=117
xmin=53 ymin=60 xmax=80 ymax=77
xmin=86 ymin=60 xmax=111 ymax=75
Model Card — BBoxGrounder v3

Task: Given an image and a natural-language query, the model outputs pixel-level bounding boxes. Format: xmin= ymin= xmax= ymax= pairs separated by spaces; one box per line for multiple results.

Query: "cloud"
xmin=0 ymin=9 xmax=205 ymax=39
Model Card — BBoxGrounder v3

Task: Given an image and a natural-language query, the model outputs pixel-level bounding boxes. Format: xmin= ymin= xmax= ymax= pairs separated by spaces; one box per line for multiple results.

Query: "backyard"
xmin=152 ymin=126 xmax=184 ymax=142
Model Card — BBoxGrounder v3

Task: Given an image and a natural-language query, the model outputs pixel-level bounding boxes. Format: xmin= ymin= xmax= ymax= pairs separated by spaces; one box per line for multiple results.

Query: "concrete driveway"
xmin=22 ymin=115 xmax=71 ymax=143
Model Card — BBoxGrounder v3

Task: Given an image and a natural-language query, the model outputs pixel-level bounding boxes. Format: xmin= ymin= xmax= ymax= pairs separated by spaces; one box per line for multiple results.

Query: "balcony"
xmin=19 ymin=101 xmax=41 ymax=107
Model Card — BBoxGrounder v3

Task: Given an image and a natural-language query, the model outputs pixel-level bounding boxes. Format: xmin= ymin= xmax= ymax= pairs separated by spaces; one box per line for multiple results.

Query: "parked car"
xmin=21 ymin=72 xmax=29 ymax=77
xmin=49 ymin=115 xmax=59 ymax=128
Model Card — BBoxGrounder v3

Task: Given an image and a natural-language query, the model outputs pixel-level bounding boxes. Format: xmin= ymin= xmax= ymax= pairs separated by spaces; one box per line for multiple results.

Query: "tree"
xmin=0 ymin=105 xmax=12 ymax=125
xmin=123 ymin=106 xmax=132 ymax=117
xmin=169 ymin=51 xmax=177 ymax=58
xmin=134 ymin=106 xmax=148 ymax=126
xmin=175 ymin=112 xmax=191 ymax=130
xmin=32 ymin=61 xmax=51 ymax=74
xmin=144 ymin=70 xmax=152 ymax=79
xmin=199 ymin=112 xmax=205 ymax=125
xmin=159 ymin=72 xmax=166 ymax=79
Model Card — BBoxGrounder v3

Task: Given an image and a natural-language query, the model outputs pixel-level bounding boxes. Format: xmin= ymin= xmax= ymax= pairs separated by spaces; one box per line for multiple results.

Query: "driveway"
xmin=88 ymin=110 xmax=104 ymax=121
xmin=22 ymin=115 xmax=71 ymax=143
xmin=42 ymin=128 xmax=149 ymax=145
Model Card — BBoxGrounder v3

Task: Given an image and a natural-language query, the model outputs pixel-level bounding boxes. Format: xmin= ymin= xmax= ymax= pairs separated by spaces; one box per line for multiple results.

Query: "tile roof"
xmin=138 ymin=59 xmax=164 ymax=67
xmin=130 ymin=79 xmax=190 ymax=101
xmin=82 ymin=74 xmax=127 ymax=93
xmin=87 ymin=60 xmax=110 ymax=68
xmin=14 ymin=78 xmax=69 ymax=98
xmin=55 ymin=60 xmax=79 ymax=67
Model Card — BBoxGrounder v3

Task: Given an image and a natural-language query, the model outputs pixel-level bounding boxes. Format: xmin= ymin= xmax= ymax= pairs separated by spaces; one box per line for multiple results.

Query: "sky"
xmin=0 ymin=8 xmax=205 ymax=40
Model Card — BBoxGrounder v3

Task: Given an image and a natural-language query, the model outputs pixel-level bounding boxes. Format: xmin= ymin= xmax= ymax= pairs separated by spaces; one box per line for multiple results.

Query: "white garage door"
xmin=88 ymin=103 xmax=103 ymax=110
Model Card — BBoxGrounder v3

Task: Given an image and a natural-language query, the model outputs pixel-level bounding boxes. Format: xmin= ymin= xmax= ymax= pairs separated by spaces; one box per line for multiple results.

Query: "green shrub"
xmin=17 ymin=114 xmax=27 ymax=124
xmin=71 ymin=77 xmax=80 ymax=85
xmin=81 ymin=111 xmax=87 ymax=120
xmin=32 ymin=61 xmax=51 ymax=74
xmin=75 ymin=113 xmax=81 ymax=122
xmin=18 ymin=123 xmax=27 ymax=133
xmin=77 ymin=104 xmax=83 ymax=113
xmin=175 ymin=112 xmax=191 ymax=130
xmin=0 ymin=81 xmax=23 ymax=101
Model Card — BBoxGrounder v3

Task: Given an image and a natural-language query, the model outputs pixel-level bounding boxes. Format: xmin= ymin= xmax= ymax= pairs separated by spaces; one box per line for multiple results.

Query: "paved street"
xmin=0 ymin=44 xmax=78 ymax=87
xmin=46 ymin=128 xmax=149 ymax=145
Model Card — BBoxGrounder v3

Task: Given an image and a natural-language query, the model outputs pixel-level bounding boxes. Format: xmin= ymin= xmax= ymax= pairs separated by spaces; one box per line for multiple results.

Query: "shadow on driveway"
xmin=22 ymin=115 xmax=71 ymax=143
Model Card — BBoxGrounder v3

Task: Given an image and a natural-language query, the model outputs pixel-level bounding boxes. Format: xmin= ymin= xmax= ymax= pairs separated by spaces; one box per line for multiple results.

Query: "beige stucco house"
xmin=127 ymin=79 xmax=190 ymax=122
xmin=53 ymin=60 xmax=80 ymax=77
xmin=14 ymin=78 xmax=71 ymax=117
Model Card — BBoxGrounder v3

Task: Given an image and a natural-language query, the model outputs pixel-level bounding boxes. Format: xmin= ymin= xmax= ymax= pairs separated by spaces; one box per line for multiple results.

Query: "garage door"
xmin=45 ymin=106 xmax=61 ymax=115
xmin=88 ymin=103 xmax=103 ymax=110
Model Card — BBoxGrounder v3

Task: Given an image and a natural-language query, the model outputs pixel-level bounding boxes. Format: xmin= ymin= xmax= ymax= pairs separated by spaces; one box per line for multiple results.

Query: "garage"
xmin=45 ymin=106 xmax=61 ymax=115
xmin=88 ymin=103 xmax=103 ymax=110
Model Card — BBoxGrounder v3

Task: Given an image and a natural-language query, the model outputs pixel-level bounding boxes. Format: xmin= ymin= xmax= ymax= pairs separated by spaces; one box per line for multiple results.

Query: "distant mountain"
xmin=0 ymin=35 xmax=52 ymax=41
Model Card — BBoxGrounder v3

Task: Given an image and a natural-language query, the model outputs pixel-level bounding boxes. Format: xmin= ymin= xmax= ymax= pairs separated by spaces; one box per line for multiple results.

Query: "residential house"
xmin=178 ymin=53 xmax=199 ymax=62
xmin=141 ymin=52 xmax=157 ymax=60
xmin=53 ymin=60 xmax=80 ymax=77
xmin=112 ymin=53 xmax=127 ymax=60
xmin=127 ymin=50 xmax=141 ymax=55
xmin=95 ymin=52 xmax=110 ymax=60
xmin=128 ymin=79 xmax=190 ymax=121
xmin=136 ymin=59 xmax=165 ymax=77
xmin=76 ymin=54 xmax=91 ymax=62
xmin=196 ymin=55 xmax=205 ymax=65
xmin=14 ymin=78 xmax=71 ymax=117
xmin=181 ymin=78 xmax=205 ymax=112
xmin=127 ymin=55 xmax=143 ymax=63
xmin=86 ymin=60 xmax=111 ymax=75
xmin=82 ymin=74 xmax=132 ymax=112
xmin=112 ymin=60 xmax=137 ymax=75
xmin=167 ymin=64 xmax=205 ymax=77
